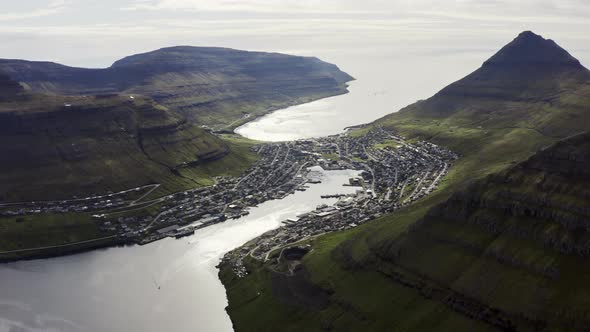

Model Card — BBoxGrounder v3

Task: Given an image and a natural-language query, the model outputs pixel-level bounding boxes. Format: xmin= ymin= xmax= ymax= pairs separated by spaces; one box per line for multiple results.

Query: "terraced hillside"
xmin=372 ymin=132 xmax=590 ymax=331
xmin=221 ymin=32 xmax=590 ymax=332
xmin=0 ymin=80 xmax=250 ymax=201
xmin=0 ymin=47 xmax=353 ymax=128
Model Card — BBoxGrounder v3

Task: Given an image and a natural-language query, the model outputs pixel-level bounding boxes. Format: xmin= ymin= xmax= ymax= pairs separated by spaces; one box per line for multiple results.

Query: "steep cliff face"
xmin=374 ymin=132 xmax=590 ymax=330
xmin=0 ymin=47 xmax=354 ymax=127
xmin=0 ymin=94 xmax=228 ymax=201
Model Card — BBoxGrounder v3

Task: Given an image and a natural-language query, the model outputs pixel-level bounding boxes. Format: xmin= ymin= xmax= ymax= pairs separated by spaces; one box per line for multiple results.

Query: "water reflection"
xmin=0 ymin=169 xmax=359 ymax=332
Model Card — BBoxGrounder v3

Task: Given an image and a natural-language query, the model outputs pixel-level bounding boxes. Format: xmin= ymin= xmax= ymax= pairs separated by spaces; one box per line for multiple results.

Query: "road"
xmin=362 ymin=146 xmax=378 ymax=198
xmin=0 ymin=184 xmax=161 ymax=208
xmin=427 ymin=163 xmax=448 ymax=192
xmin=0 ymin=235 xmax=117 ymax=254
xmin=129 ymin=184 xmax=161 ymax=206
xmin=405 ymin=171 xmax=430 ymax=203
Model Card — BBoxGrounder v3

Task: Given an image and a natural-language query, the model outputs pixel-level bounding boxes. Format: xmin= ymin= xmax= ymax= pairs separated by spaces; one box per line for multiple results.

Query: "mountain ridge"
xmin=0 ymin=46 xmax=354 ymax=201
xmin=0 ymin=47 xmax=353 ymax=128
xmin=485 ymin=31 xmax=585 ymax=67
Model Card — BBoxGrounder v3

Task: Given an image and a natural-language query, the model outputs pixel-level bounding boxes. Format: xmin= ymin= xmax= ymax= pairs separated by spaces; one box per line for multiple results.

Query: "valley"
xmin=1 ymin=28 xmax=590 ymax=332
xmin=0 ymin=47 xmax=353 ymax=263
xmin=0 ymin=127 xmax=455 ymax=262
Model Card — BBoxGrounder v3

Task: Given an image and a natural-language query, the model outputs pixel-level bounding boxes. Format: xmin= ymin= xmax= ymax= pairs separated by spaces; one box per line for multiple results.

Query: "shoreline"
xmin=0 ymin=168 xmax=362 ymax=332
xmin=231 ymin=82 xmax=354 ymax=138
xmin=0 ymin=84 xmax=355 ymax=263
xmin=0 ymin=237 xmax=126 ymax=264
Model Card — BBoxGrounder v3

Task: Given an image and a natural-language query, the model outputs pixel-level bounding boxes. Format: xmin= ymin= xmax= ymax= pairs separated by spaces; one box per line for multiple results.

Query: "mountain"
xmin=220 ymin=32 xmax=590 ymax=331
xmin=0 ymin=47 xmax=353 ymax=128
xmin=375 ymin=132 xmax=590 ymax=330
xmin=438 ymin=31 xmax=590 ymax=100
xmin=0 ymin=92 xmax=234 ymax=201
xmin=0 ymin=73 xmax=23 ymax=100
xmin=0 ymin=47 xmax=352 ymax=201
xmin=380 ymin=31 xmax=590 ymax=171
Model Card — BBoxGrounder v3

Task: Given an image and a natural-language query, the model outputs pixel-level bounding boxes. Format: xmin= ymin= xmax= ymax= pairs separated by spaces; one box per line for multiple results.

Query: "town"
xmin=1 ymin=127 xmax=457 ymax=255
xmin=219 ymin=126 xmax=458 ymax=278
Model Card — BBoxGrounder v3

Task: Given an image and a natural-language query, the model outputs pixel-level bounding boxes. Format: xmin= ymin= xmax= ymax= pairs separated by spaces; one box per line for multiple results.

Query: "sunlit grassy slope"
xmin=221 ymin=31 xmax=590 ymax=331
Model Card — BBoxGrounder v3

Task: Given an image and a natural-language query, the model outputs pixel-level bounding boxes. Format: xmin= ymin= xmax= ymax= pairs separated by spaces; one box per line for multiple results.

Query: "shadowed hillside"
xmin=0 ymin=72 xmax=23 ymax=100
xmin=0 ymin=47 xmax=353 ymax=128
xmin=438 ymin=31 xmax=589 ymax=100
xmin=0 ymin=47 xmax=353 ymax=201
xmin=0 ymin=91 xmax=238 ymax=201
xmin=375 ymin=132 xmax=590 ymax=330
xmin=221 ymin=32 xmax=590 ymax=332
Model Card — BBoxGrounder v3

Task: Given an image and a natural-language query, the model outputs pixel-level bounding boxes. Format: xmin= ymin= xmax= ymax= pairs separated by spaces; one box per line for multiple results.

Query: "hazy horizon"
xmin=1 ymin=0 xmax=589 ymax=69
xmin=3 ymin=1 xmax=590 ymax=126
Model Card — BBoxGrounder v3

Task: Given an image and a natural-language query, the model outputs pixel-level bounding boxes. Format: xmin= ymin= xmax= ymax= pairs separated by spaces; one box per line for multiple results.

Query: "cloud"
xmin=121 ymin=0 xmax=394 ymax=13
xmin=1 ymin=0 xmax=590 ymax=69
xmin=118 ymin=0 xmax=590 ymax=25
xmin=0 ymin=0 xmax=68 ymax=21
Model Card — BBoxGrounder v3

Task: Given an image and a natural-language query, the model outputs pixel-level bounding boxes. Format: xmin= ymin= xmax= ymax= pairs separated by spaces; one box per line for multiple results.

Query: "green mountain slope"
xmin=0 ymin=85 xmax=249 ymax=201
xmin=0 ymin=47 xmax=353 ymax=129
xmin=375 ymin=132 xmax=590 ymax=330
xmin=376 ymin=31 xmax=590 ymax=185
xmin=221 ymin=32 xmax=590 ymax=332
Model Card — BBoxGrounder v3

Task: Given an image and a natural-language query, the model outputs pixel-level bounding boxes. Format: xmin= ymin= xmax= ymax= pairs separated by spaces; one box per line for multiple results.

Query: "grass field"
xmin=0 ymin=213 xmax=107 ymax=252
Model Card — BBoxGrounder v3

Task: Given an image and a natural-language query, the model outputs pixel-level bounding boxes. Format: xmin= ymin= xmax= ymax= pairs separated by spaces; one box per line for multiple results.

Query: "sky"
xmin=1 ymin=0 xmax=589 ymax=114
xmin=1 ymin=0 xmax=589 ymax=68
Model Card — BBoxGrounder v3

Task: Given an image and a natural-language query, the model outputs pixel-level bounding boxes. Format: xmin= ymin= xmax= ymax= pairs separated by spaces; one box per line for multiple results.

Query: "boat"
xmin=174 ymin=228 xmax=195 ymax=239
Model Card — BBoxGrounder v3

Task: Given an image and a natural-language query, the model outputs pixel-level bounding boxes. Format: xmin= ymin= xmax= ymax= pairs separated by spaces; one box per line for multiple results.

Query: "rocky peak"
xmin=484 ymin=31 xmax=585 ymax=68
xmin=435 ymin=31 xmax=590 ymax=100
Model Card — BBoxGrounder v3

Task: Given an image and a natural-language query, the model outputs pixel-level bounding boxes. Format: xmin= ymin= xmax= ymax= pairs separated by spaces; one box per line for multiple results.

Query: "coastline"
xmin=0 ymin=168 xmax=362 ymax=332
xmin=0 ymin=83 xmax=354 ymax=264
xmin=227 ymin=82 xmax=353 ymax=135
xmin=0 ymin=236 xmax=126 ymax=263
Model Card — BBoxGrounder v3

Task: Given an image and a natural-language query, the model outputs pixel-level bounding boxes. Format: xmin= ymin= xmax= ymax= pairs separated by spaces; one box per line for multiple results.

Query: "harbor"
xmin=0 ymin=168 xmax=361 ymax=332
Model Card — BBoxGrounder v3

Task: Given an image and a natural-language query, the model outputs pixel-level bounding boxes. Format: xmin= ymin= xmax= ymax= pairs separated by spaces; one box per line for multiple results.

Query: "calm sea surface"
xmin=0 ymin=169 xmax=359 ymax=332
